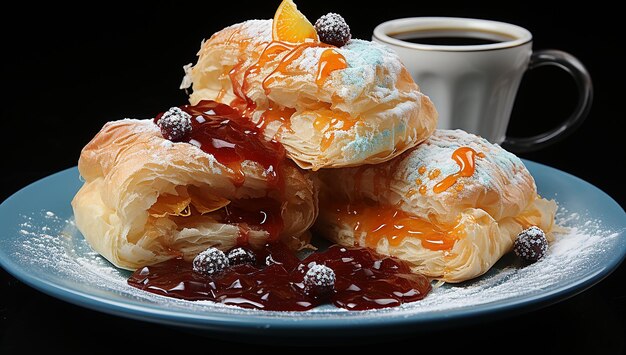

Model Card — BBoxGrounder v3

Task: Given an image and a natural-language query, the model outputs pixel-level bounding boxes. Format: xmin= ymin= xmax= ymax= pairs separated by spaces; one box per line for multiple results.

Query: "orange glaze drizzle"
xmin=242 ymin=41 xmax=294 ymax=95
xmin=312 ymin=108 xmax=357 ymax=151
xmin=258 ymin=102 xmax=296 ymax=133
xmin=229 ymin=60 xmax=257 ymax=117
xmin=262 ymin=42 xmax=332 ymax=95
xmin=428 ymin=169 xmax=441 ymax=179
xmin=225 ymin=40 xmax=349 ymax=146
xmin=316 ymin=49 xmax=347 ymax=86
xmin=333 ymin=203 xmax=461 ymax=251
xmin=216 ymin=88 xmax=227 ymax=102
xmin=320 ymin=134 xmax=334 ymax=152
xmin=433 ymin=147 xmax=484 ymax=194
xmin=418 ymin=166 xmax=426 ymax=175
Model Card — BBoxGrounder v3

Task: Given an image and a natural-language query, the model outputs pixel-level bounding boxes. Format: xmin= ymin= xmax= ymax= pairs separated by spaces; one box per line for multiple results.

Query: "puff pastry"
xmin=72 ymin=118 xmax=317 ymax=270
xmin=184 ymin=20 xmax=437 ymax=170
xmin=315 ymin=129 xmax=557 ymax=282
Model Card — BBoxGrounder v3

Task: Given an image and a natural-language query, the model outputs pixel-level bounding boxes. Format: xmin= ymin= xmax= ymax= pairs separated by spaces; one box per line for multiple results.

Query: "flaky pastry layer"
xmin=186 ymin=20 xmax=437 ymax=170
xmin=315 ymin=129 xmax=557 ymax=282
xmin=72 ymin=119 xmax=317 ymax=270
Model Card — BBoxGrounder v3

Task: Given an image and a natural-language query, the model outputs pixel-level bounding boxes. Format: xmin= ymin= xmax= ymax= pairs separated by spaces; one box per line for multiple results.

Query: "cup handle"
xmin=503 ymin=49 xmax=593 ymax=152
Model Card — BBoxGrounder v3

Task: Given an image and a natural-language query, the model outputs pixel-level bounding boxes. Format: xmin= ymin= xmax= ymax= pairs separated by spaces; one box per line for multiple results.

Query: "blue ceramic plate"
xmin=0 ymin=161 xmax=624 ymax=337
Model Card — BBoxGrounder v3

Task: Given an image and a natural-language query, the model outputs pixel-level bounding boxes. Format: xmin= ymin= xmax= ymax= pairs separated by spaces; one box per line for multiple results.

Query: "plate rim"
xmin=1 ymin=162 xmax=625 ymax=332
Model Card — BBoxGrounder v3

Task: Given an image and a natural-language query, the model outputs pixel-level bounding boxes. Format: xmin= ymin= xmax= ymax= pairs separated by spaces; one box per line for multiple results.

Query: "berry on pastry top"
xmin=315 ymin=13 xmax=352 ymax=47
xmin=272 ymin=0 xmax=353 ymax=48
xmin=184 ymin=1 xmax=437 ymax=170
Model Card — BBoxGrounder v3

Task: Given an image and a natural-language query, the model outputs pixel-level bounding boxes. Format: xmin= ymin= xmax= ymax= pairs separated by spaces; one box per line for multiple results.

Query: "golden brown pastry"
xmin=183 ymin=19 xmax=437 ymax=170
xmin=72 ymin=114 xmax=317 ymax=270
xmin=315 ymin=129 xmax=557 ymax=282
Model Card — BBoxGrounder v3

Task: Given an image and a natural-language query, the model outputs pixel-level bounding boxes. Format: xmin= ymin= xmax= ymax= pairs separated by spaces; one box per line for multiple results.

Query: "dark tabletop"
xmin=1 ymin=2 xmax=624 ymax=353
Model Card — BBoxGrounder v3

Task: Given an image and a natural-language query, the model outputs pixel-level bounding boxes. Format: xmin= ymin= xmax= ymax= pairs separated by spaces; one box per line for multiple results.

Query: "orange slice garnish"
xmin=272 ymin=0 xmax=318 ymax=43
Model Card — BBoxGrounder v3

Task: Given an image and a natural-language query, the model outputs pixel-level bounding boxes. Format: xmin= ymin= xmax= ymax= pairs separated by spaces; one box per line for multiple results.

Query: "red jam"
xmin=155 ymin=100 xmax=286 ymax=189
xmin=153 ymin=101 xmax=288 ymax=243
xmin=218 ymin=197 xmax=283 ymax=244
xmin=147 ymin=101 xmax=432 ymax=311
xmin=128 ymin=243 xmax=432 ymax=311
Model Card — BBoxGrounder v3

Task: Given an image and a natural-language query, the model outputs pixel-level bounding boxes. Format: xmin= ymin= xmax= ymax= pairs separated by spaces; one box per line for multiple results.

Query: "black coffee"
xmin=390 ymin=29 xmax=515 ymax=46
xmin=398 ymin=36 xmax=502 ymax=46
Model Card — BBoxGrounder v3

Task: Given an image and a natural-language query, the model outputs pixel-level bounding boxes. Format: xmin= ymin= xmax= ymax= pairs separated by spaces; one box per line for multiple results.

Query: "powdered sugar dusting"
xmin=283 ymin=38 xmax=408 ymax=106
xmin=332 ymin=39 xmax=403 ymax=102
xmin=9 ymin=208 xmax=623 ymax=318
xmin=13 ymin=211 xmax=247 ymax=312
xmin=314 ymin=13 xmax=351 ymax=47
xmin=240 ymin=19 xmax=272 ymax=43
xmin=400 ymin=129 xmax=527 ymax=200
xmin=407 ymin=209 xmax=622 ymax=312
xmin=290 ymin=47 xmax=322 ymax=72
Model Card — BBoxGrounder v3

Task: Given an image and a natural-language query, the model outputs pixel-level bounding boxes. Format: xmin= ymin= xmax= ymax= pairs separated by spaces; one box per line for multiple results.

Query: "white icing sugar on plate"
xmin=9 ymin=207 xmax=622 ymax=319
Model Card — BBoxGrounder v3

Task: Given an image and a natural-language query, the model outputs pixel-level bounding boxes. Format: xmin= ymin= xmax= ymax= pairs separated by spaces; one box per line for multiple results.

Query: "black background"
xmin=1 ymin=1 xmax=624 ymax=353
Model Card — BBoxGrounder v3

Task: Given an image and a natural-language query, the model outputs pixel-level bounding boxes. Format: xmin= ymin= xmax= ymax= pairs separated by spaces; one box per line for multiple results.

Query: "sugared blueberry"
xmin=303 ymin=263 xmax=335 ymax=297
xmin=514 ymin=226 xmax=548 ymax=262
xmin=157 ymin=107 xmax=192 ymax=142
xmin=314 ymin=13 xmax=351 ymax=47
xmin=227 ymin=247 xmax=256 ymax=266
xmin=192 ymin=247 xmax=229 ymax=275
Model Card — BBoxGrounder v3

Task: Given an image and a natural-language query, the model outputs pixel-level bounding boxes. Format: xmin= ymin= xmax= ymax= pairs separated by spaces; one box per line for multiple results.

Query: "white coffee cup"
xmin=373 ymin=17 xmax=593 ymax=152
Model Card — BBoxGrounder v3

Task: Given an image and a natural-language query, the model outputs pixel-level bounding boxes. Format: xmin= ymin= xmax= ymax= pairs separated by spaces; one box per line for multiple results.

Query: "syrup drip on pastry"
xmin=311 ymin=108 xmax=357 ymax=151
xmin=230 ymin=61 xmax=257 ymax=118
xmin=332 ymin=202 xmax=462 ymax=251
xmin=159 ymin=100 xmax=287 ymax=190
xmin=154 ymin=101 xmax=288 ymax=242
xmin=433 ymin=147 xmax=484 ymax=194
xmin=257 ymin=102 xmax=297 ymax=134
xmin=405 ymin=189 xmax=418 ymax=198
xmin=216 ymin=87 xmax=228 ymax=102
xmin=262 ymin=42 xmax=333 ymax=95
xmin=428 ymin=169 xmax=441 ymax=179
xmin=242 ymin=41 xmax=293 ymax=95
xmin=128 ymin=243 xmax=431 ymax=311
xmin=316 ymin=48 xmax=347 ymax=85
xmin=219 ymin=197 xmax=284 ymax=243
xmin=227 ymin=40 xmax=348 ymax=146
